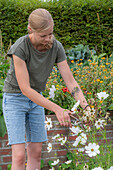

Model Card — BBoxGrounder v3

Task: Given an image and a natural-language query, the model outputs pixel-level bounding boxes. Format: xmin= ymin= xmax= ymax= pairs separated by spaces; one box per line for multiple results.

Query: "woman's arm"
xmin=57 ymin=60 xmax=90 ymax=110
xmin=13 ymin=55 xmax=72 ymax=127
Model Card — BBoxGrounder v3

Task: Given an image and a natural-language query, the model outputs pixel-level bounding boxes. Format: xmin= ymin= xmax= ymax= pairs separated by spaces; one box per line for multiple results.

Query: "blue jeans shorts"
xmin=3 ymin=93 xmax=48 ymax=145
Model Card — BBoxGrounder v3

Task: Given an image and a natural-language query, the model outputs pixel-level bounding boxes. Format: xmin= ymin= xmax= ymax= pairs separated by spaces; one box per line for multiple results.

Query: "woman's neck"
xmin=29 ymin=34 xmax=48 ymax=52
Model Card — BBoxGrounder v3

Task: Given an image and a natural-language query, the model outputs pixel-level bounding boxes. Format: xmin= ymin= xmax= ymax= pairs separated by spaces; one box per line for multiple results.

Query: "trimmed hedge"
xmin=0 ymin=0 xmax=113 ymax=54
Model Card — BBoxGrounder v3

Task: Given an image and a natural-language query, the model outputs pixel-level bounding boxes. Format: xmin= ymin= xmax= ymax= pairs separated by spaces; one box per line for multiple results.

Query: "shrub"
xmin=0 ymin=0 xmax=113 ymax=54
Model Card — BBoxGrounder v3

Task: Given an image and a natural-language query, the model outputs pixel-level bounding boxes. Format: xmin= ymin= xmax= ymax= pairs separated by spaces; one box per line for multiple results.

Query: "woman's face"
xmin=33 ymin=24 xmax=54 ymax=47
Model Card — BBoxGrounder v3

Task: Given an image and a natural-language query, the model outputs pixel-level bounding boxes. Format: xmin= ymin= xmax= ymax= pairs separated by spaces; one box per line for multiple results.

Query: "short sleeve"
xmin=55 ymin=41 xmax=67 ymax=63
xmin=7 ymin=36 xmax=27 ymax=61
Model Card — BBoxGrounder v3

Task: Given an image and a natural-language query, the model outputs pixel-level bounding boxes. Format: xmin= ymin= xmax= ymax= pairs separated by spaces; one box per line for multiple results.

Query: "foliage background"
xmin=0 ymin=0 xmax=113 ymax=54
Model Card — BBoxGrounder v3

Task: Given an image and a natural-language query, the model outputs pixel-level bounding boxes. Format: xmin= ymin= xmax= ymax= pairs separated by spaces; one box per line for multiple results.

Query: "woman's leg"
xmin=11 ymin=143 xmax=25 ymax=170
xmin=26 ymin=142 xmax=42 ymax=170
xmin=25 ymin=98 xmax=47 ymax=170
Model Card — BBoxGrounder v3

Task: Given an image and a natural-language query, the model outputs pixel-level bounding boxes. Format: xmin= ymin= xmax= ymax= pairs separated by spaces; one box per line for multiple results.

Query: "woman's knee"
xmin=13 ymin=152 xmax=25 ymax=164
xmin=27 ymin=142 xmax=42 ymax=160
xmin=12 ymin=144 xmax=25 ymax=165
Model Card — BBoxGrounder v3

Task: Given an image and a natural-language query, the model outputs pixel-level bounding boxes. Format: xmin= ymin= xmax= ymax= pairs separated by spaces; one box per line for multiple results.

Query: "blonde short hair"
xmin=28 ymin=8 xmax=54 ymax=33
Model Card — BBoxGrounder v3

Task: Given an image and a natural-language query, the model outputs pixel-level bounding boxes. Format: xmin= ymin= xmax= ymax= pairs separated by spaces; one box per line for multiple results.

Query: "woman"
xmin=3 ymin=8 xmax=90 ymax=170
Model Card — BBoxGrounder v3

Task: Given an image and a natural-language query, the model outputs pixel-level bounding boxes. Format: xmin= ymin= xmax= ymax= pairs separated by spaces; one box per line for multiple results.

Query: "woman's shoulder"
xmin=53 ymin=38 xmax=63 ymax=49
xmin=7 ymin=35 xmax=28 ymax=58
xmin=13 ymin=35 xmax=28 ymax=47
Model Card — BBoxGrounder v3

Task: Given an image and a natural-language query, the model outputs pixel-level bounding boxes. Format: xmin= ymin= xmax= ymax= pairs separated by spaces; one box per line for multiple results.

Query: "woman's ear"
xmin=27 ymin=25 xmax=33 ymax=34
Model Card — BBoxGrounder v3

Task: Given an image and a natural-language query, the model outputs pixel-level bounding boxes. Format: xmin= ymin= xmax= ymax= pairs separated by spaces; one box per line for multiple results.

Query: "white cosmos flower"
xmin=83 ymin=163 xmax=89 ymax=170
xmin=57 ymin=137 xmax=63 ymax=141
xmin=97 ymin=92 xmax=109 ymax=100
xmin=47 ymin=143 xmax=52 ymax=153
xmin=78 ymin=147 xmax=85 ymax=152
xmin=82 ymin=108 xmax=95 ymax=121
xmin=45 ymin=117 xmax=52 ymax=130
xmin=95 ymin=119 xmax=105 ymax=129
xmin=83 ymin=125 xmax=91 ymax=132
xmin=49 ymin=85 xmax=56 ymax=99
xmin=73 ymin=136 xmax=80 ymax=147
xmin=79 ymin=133 xmax=87 ymax=145
xmin=91 ymin=107 xmax=96 ymax=114
xmin=61 ymin=137 xmax=67 ymax=145
xmin=65 ymin=160 xmax=72 ymax=164
xmin=70 ymin=122 xmax=82 ymax=136
xmin=51 ymin=159 xmax=59 ymax=166
xmin=82 ymin=110 xmax=92 ymax=121
xmin=108 ymin=166 xmax=113 ymax=170
xmin=73 ymin=133 xmax=87 ymax=147
xmin=71 ymin=100 xmax=80 ymax=113
xmin=92 ymin=167 xmax=104 ymax=170
xmin=52 ymin=134 xmax=60 ymax=140
xmin=85 ymin=143 xmax=100 ymax=157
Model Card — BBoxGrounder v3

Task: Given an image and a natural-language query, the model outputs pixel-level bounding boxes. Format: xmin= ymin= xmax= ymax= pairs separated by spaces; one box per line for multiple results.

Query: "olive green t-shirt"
xmin=3 ymin=35 xmax=66 ymax=93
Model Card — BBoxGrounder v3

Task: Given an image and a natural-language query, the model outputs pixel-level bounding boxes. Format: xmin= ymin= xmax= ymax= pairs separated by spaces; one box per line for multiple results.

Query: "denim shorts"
xmin=2 ymin=93 xmax=48 ymax=145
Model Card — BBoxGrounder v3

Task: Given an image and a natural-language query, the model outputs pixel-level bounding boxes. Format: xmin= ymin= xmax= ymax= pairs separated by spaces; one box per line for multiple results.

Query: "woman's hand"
xmin=55 ymin=108 xmax=72 ymax=127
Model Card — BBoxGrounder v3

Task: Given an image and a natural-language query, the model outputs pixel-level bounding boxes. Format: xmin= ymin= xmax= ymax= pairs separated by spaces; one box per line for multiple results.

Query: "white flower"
xmin=95 ymin=119 xmax=105 ymax=129
xmin=108 ymin=166 xmax=113 ymax=170
xmin=85 ymin=143 xmax=100 ymax=157
xmin=91 ymin=107 xmax=95 ymax=113
xmin=82 ymin=108 xmax=95 ymax=121
xmin=92 ymin=167 xmax=104 ymax=170
xmin=57 ymin=137 xmax=63 ymax=142
xmin=49 ymin=167 xmax=55 ymax=170
xmin=83 ymin=163 xmax=89 ymax=170
xmin=73 ymin=133 xmax=87 ymax=147
xmin=65 ymin=160 xmax=72 ymax=164
xmin=61 ymin=137 xmax=67 ymax=145
xmin=51 ymin=159 xmax=59 ymax=166
xmin=79 ymin=133 xmax=87 ymax=145
xmin=70 ymin=122 xmax=82 ymax=135
xmin=71 ymin=100 xmax=80 ymax=113
xmin=47 ymin=143 xmax=52 ymax=153
xmin=83 ymin=125 xmax=91 ymax=132
xmin=45 ymin=117 xmax=52 ymax=130
xmin=73 ymin=136 xmax=80 ymax=147
xmin=52 ymin=134 xmax=60 ymax=140
xmin=82 ymin=110 xmax=92 ymax=121
xmin=97 ymin=92 xmax=109 ymax=100
xmin=78 ymin=147 xmax=85 ymax=152
xmin=49 ymin=85 xmax=56 ymax=99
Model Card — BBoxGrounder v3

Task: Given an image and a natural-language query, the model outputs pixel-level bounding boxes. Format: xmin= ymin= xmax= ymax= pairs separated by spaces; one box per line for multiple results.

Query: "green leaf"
xmin=48 ymin=160 xmax=53 ymax=168
xmin=108 ymin=103 xmax=113 ymax=110
xmin=61 ymin=163 xmax=71 ymax=168
xmin=41 ymin=160 xmax=44 ymax=168
xmin=7 ymin=164 xmax=11 ymax=170
xmin=0 ymin=114 xmax=7 ymax=137
xmin=98 ymin=53 xmax=106 ymax=58
xmin=66 ymin=152 xmax=73 ymax=160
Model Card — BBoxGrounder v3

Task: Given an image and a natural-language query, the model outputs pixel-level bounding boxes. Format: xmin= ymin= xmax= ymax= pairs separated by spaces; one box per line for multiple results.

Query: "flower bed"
xmin=41 ymin=55 xmax=113 ymax=169
xmin=0 ymin=111 xmax=113 ymax=170
xmin=42 ymin=111 xmax=113 ymax=170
